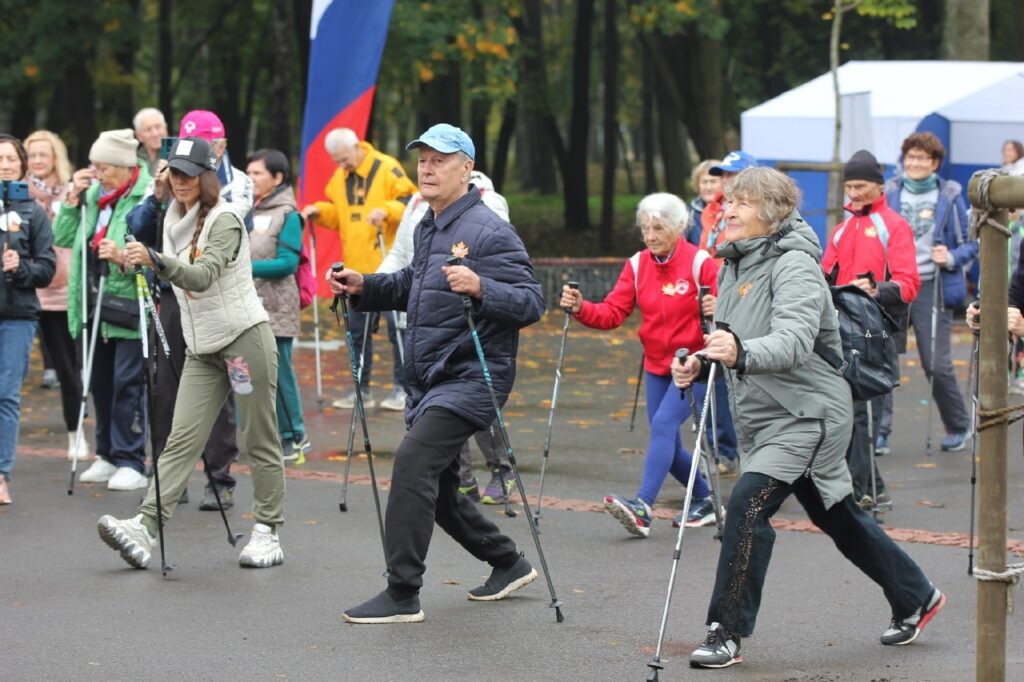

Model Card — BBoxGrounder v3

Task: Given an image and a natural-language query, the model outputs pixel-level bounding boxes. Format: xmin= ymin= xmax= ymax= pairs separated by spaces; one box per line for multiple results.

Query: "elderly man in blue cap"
xmin=328 ymin=123 xmax=546 ymax=623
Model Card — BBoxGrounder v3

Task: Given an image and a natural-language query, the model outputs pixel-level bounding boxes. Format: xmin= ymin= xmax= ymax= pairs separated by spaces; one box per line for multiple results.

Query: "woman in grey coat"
xmin=672 ymin=168 xmax=944 ymax=669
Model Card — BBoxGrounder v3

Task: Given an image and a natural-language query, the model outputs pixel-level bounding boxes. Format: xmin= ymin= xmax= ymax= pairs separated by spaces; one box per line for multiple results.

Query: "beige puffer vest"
xmin=163 ymin=200 xmax=268 ymax=354
xmin=250 ymin=186 xmax=300 ymax=338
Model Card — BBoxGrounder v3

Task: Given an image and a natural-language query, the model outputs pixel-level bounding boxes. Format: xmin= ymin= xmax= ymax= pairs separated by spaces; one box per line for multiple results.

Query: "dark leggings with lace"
xmin=705 ymin=472 xmax=934 ymax=637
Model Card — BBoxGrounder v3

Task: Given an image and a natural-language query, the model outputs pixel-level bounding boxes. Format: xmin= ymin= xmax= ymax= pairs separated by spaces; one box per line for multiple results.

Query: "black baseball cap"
xmin=167 ymin=136 xmax=217 ymax=177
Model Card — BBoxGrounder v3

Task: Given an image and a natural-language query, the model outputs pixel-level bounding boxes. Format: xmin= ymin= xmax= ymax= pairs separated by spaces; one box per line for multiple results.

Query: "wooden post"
xmin=967 ymin=174 xmax=1023 ymax=682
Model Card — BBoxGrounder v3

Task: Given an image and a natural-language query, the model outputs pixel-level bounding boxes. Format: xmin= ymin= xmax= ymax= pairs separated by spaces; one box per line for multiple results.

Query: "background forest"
xmin=0 ymin=0 xmax=1018 ymax=254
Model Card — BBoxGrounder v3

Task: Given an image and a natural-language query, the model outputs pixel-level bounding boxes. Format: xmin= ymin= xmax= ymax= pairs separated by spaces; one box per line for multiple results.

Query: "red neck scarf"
xmin=91 ymin=166 xmax=140 ymax=250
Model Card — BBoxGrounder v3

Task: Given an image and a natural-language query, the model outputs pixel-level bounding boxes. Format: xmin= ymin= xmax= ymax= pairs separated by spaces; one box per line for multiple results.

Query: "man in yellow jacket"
xmin=301 ymin=128 xmax=416 ymax=410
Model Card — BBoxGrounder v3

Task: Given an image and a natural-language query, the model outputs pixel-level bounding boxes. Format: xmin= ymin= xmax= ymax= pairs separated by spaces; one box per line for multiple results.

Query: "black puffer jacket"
xmin=1 ymin=198 xmax=55 ymax=319
xmin=357 ymin=187 xmax=545 ymax=429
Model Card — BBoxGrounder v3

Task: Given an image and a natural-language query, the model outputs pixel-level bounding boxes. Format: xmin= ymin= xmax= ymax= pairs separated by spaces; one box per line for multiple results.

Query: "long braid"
xmin=189 ymin=206 xmax=211 ymax=263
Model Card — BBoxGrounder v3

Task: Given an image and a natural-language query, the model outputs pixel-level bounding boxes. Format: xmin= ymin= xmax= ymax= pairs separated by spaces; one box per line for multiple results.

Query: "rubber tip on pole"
xmin=568 ymin=280 xmax=579 ymax=290
xmin=339 ymin=502 xmax=348 ymax=512
xmin=646 ymin=664 xmax=662 ymax=681
xmin=552 ymin=601 xmax=565 ymax=623
xmin=229 ymin=533 xmax=243 ymax=546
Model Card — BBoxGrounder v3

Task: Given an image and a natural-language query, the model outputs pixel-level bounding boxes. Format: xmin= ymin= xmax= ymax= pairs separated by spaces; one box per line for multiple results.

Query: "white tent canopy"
xmin=741 ymin=61 xmax=1024 ymax=166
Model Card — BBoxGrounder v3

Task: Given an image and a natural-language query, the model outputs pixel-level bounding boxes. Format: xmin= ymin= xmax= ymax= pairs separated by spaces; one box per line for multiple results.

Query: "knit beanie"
xmin=89 ymin=129 xmax=139 ymax=167
xmin=843 ymin=149 xmax=884 ymax=185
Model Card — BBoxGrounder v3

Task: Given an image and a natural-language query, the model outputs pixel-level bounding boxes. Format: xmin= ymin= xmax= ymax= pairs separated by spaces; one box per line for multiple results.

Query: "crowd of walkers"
xmin=7 ymin=110 xmax=1012 ymax=670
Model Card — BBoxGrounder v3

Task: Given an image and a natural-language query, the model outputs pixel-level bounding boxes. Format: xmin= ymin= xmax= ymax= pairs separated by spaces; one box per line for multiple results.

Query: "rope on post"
xmin=968 ymin=169 xmax=1012 ymax=240
xmin=972 ymin=563 xmax=1024 ymax=614
xmin=977 ymin=404 xmax=1024 ymax=431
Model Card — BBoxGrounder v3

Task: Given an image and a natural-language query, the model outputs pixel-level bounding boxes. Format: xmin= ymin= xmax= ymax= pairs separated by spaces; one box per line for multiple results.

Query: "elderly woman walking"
xmin=672 ymin=168 xmax=944 ymax=669
xmin=561 ymin=193 xmax=720 ymax=536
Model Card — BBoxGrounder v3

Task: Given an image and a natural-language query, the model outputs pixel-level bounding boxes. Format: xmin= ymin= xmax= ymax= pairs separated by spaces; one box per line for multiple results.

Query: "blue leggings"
xmin=636 ymin=372 xmax=710 ymax=507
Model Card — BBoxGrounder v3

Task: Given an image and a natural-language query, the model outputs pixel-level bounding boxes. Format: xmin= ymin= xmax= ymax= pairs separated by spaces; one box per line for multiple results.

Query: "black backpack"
xmin=814 ymin=284 xmax=900 ymax=401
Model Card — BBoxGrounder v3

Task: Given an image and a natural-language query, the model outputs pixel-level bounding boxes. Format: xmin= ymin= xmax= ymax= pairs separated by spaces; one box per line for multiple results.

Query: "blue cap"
xmin=406 ymin=123 xmax=476 ymax=160
xmin=710 ymin=151 xmax=758 ymax=176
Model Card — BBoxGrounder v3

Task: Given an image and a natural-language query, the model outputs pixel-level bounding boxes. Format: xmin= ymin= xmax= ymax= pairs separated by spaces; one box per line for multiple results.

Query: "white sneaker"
xmin=331 ymin=389 xmax=375 ymax=410
xmin=97 ymin=514 xmax=155 ymax=569
xmin=67 ymin=431 xmax=90 ymax=461
xmin=107 ymin=467 xmax=148 ymax=491
xmin=80 ymin=458 xmax=118 ymax=483
xmin=239 ymin=523 xmax=284 ymax=568
xmin=379 ymin=387 xmax=407 ymax=411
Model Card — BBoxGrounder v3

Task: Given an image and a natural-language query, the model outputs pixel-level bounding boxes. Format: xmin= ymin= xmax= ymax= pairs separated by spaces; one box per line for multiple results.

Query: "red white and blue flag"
xmin=299 ymin=0 xmax=395 ymax=294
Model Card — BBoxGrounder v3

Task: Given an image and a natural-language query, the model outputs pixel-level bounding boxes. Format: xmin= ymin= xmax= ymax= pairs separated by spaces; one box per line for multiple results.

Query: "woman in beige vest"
xmin=246 ymin=148 xmax=308 ymax=462
xmin=97 ymin=136 xmax=286 ymax=571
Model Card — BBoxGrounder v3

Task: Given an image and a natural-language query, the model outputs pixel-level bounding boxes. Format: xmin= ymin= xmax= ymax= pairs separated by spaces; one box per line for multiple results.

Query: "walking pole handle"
xmin=329 ymin=261 xmax=345 ymax=312
xmin=674 ymin=348 xmax=689 ymax=399
xmin=563 ymin=280 xmax=579 ymax=314
xmin=698 ymin=285 xmax=711 ymax=334
xmin=445 ymin=255 xmax=473 ymax=310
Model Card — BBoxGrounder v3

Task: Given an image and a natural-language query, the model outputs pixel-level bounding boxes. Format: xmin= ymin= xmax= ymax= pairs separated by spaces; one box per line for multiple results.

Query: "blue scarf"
xmin=903 ymin=173 xmax=939 ymax=194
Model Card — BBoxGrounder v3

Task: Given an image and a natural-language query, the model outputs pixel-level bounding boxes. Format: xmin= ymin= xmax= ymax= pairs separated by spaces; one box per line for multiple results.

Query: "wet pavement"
xmin=4 ymin=308 xmax=1024 ymax=680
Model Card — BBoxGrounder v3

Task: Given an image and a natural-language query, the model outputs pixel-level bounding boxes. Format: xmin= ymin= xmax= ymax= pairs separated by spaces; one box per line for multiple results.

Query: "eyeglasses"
xmin=904 ymin=152 xmax=934 ymax=162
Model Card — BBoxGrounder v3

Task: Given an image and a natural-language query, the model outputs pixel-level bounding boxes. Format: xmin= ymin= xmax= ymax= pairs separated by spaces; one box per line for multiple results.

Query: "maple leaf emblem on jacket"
xmin=451 ymin=241 xmax=469 ymax=259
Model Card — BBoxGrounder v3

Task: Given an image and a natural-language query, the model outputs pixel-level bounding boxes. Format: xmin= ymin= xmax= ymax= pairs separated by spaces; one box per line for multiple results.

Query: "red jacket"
xmin=576 ymin=238 xmax=719 ymax=375
xmin=821 ymin=194 xmax=921 ymax=307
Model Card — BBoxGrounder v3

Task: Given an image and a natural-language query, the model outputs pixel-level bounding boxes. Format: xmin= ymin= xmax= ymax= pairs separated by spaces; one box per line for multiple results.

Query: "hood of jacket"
xmin=257 ymin=184 xmax=297 ymax=213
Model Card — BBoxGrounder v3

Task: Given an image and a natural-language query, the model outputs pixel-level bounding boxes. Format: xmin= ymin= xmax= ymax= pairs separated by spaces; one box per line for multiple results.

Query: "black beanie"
xmin=844 ymin=149 xmax=884 ymax=184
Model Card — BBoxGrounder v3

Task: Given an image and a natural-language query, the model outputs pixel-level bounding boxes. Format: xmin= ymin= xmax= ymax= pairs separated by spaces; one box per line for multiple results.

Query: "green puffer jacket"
xmin=51 ymin=165 xmax=152 ymax=340
xmin=714 ymin=212 xmax=854 ymax=510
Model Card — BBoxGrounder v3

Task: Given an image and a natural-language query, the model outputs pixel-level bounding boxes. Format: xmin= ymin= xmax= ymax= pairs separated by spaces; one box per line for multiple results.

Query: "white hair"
xmin=133 ymin=107 xmax=166 ymax=131
xmin=636 ymin=192 xmax=689 ymax=236
xmin=325 ymin=128 xmax=359 ymax=154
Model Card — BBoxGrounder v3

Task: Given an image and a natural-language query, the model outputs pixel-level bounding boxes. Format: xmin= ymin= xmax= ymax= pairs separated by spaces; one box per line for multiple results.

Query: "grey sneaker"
xmin=467 ymin=554 xmax=538 ymax=601
xmin=238 ymin=523 xmax=284 ymax=568
xmin=283 ymin=435 xmax=311 ymax=463
xmin=332 ymin=388 xmax=375 ymax=410
xmin=97 ymin=514 xmax=155 ymax=569
xmin=379 ymin=386 xmax=407 ymax=411
xmin=198 ymin=482 xmax=234 ymax=511
xmin=343 ymin=590 xmax=425 ymax=624
xmin=690 ymin=622 xmax=742 ymax=668
xmin=880 ymin=588 xmax=946 ymax=645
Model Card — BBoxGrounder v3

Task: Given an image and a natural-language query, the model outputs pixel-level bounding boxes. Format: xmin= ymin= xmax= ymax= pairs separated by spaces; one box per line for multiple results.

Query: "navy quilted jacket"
xmin=357 ymin=187 xmax=545 ymax=429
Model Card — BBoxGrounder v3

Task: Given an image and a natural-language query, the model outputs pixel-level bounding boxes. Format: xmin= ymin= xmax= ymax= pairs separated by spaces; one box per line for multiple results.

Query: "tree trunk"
xmin=513 ymin=0 xmax=561 ymax=194
xmin=942 ymin=0 xmax=990 ymax=59
xmin=266 ymin=0 xmax=297 ymax=156
xmin=293 ymin=0 xmax=311 ymax=99
xmin=641 ymin=50 xmax=657 ymax=194
xmin=563 ymin=0 xmax=595 ymax=232
xmin=48 ymin=58 xmax=96 ymax=167
xmin=470 ymin=98 xmax=489 ymax=176
xmin=417 ymin=66 xmax=462 ymax=135
xmin=655 ymin=84 xmax=687 ymax=194
xmin=159 ymin=0 xmax=173 ymax=122
xmin=600 ymin=0 xmax=619 ymax=251
xmin=9 ymin=81 xmax=37 ymax=140
xmin=492 ymin=99 xmax=516 ymax=193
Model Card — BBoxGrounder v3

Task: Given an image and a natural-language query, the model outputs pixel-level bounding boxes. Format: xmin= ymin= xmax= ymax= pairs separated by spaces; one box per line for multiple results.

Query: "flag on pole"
xmin=299 ymin=0 xmax=395 ymax=295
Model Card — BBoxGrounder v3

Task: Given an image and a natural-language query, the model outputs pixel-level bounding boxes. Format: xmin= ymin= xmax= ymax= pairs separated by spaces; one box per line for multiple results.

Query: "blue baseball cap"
xmin=710 ymin=151 xmax=758 ymax=176
xmin=406 ymin=123 xmax=476 ymax=160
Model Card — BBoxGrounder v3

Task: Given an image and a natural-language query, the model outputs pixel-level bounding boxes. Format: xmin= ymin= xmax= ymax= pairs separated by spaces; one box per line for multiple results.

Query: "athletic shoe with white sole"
xmin=343 ymin=590 xmax=425 ymax=624
xmin=690 ymin=622 xmax=742 ymax=668
xmin=67 ymin=432 xmax=90 ymax=461
xmin=880 ymin=588 xmax=946 ymax=645
xmin=107 ymin=467 xmax=148 ymax=491
xmin=80 ymin=458 xmax=118 ymax=483
xmin=467 ymin=554 xmax=538 ymax=601
xmin=238 ymin=523 xmax=284 ymax=568
xmin=97 ymin=514 xmax=155 ymax=569
xmin=283 ymin=435 xmax=311 ymax=463
xmin=332 ymin=389 xmax=375 ymax=410
xmin=604 ymin=494 xmax=652 ymax=537
xmin=684 ymin=495 xmax=720 ymax=528
xmin=379 ymin=386 xmax=407 ymax=411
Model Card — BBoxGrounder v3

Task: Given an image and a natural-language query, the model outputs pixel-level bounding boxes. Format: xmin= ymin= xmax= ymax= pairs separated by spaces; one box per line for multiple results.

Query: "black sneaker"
xmin=880 ymin=588 xmax=946 ymax=645
xmin=689 ymin=622 xmax=742 ymax=668
xmin=467 ymin=554 xmax=538 ymax=601
xmin=342 ymin=590 xmax=425 ymax=624
xmin=199 ymin=482 xmax=234 ymax=511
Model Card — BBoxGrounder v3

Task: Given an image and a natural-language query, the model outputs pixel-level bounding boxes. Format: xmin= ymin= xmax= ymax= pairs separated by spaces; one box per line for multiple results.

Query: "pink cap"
xmin=178 ymin=110 xmax=225 ymax=140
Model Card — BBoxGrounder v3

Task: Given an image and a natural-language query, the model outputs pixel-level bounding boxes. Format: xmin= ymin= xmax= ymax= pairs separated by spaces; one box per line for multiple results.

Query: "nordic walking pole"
xmin=329 ymin=263 xmax=388 ymax=573
xmin=126 ymin=236 xmax=243 ymax=550
xmin=648 ymin=348 xmax=718 ymax=681
xmin=866 ymin=400 xmax=887 ymax=524
xmin=447 ymin=256 xmax=564 ymax=623
xmin=306 ymin=219 xmax=325 ymax=411
xmin=535 ymin=280 xmax=578 ymax=526
xmin=339 ymin=313 xmax=373 ymax=512
xmin=925 ymin=268 xmax=943 ymax=457
xmin=967 ymin=304 xmax=980 ymax=574
xmin=486 ymin=422 xmax=517 ymax=518
xmin=376 ymin=227 xmax=406 ymax=367
xmin=68 ymin=261 xmax=107 ymax=494
xmin=628 ymin=353 xmax=645 ymax=431
xmin=699 ymin=288 xmax=725 ymax=537
xmin=681 ymin=349 xmax=724 ymax=541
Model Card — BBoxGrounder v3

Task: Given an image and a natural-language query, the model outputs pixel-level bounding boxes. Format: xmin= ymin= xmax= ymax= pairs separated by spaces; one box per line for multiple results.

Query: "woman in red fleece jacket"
xmin=560 ymin=193 xmax=720 ymax=537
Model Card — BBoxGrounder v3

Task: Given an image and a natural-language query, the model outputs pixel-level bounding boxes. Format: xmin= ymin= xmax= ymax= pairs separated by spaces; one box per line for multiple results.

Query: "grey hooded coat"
xmin=714 ymin=213 xmax=854 ymax=509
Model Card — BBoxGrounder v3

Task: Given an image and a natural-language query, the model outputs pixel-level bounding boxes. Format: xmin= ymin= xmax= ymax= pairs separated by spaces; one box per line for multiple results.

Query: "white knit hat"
xmin=89 ymin=129 xmax=139 ymax=167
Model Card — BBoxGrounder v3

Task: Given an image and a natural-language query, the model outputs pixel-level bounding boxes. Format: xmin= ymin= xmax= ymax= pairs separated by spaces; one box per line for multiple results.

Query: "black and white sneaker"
xmin=467 ymin=554 xmax=538 ymax=601
xmin=343 ymin=590 xmax=425 ymax=624
xmin=689 ymin=622 xmax=742 ymax=668
xmin=880 ymin=588 xmax=946 ymax=645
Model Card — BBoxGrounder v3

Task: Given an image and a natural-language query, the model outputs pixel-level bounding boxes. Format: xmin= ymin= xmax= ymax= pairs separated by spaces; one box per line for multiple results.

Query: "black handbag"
xmin=97 ymin=294 xmax=141 ymax=330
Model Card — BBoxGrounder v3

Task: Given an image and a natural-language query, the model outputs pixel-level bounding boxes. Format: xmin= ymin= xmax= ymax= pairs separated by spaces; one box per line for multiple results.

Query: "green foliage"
xmin=855 ymin=0 xmax=917 ymax=30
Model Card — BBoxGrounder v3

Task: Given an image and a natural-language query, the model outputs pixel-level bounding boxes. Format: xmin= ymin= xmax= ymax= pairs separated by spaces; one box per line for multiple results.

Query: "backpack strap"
xmin=629 ymin=251 xmax=642 ymax=302
xmin=692 ymin=248 xmax=710 ymax=297
xmin=813 ymin=334 xmax=847 ymax=375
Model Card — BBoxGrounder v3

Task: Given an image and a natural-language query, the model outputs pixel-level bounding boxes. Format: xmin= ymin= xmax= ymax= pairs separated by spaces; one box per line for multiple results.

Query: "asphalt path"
xmin=4 ymin=311 xmax=1023 ymax=680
